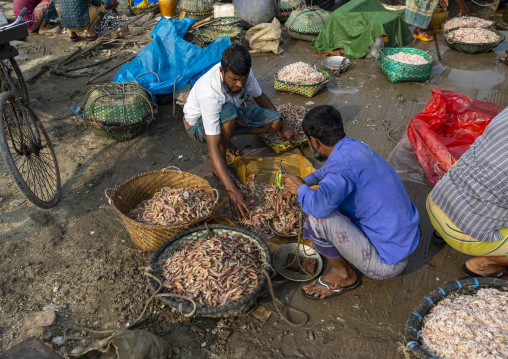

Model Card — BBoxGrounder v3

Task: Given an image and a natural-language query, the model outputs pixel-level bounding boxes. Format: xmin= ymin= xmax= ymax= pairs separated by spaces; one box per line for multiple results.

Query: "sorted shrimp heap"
xmin=446 ymin=28 xmax=499 ymax=44
xmin=263 ymin=104 xmax=309 ymax=143
xmin=128 ymin=187 xmax=213 ymax=226
xmin=277 ymin=62 xmax=326 ymax=85
xmin=220 ymin=181 xmax=301 ymax=236
xmin=420 ymin=288 xmax=508 ymax=359
xmin=160 ymin=234 xmax=262 ymax=308
xmin=443 ymin=16 xmax=494 ymax=30
xmin=386 ymin=52 xmax=428 ymax=65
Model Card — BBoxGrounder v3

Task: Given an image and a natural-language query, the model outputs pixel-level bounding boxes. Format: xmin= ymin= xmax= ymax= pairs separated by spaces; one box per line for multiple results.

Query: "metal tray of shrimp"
xmin=0 ymin=23 xmax=28 ymax=46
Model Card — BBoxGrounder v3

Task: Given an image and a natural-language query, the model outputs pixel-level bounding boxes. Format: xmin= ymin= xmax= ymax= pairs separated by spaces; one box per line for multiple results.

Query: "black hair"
xmin=221 ymin=45 xmax=251 ymax=77
xmin=302 ymin=105 xmax=346 ymax=146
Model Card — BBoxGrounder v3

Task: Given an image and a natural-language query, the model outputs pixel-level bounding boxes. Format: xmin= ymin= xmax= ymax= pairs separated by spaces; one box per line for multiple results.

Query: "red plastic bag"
xmin=407 ymin=88 xmax=503 ymax=185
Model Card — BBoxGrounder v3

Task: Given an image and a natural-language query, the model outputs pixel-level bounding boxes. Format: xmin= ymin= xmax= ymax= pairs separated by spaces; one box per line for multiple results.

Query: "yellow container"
xmin=158 ymin=0 xmax=175 ymax=17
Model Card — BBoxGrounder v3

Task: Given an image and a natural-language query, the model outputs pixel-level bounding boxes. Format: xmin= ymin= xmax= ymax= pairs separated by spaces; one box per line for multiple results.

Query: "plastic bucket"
xmin=159 ymin=0 xmax=175 ymax=17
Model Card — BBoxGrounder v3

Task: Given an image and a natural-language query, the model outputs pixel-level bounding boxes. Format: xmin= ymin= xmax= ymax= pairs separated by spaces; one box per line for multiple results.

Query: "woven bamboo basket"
xmin=194 ymin=24 xmax=242 ymax=45
xmin=377 ymin=48 xmax=433 ymax=83
xmin=285 ymin=6 xmax=329 ymax=41
xmin=105 ymin=170 xmax=219 ymax=251
xmin=146 ymin=224 xmax=272 ymax=317
xmin=178 ymin=0 xmax=214 ymax=13
xmin=442 ymin=28 xmax=504 ymax=54
xmin=128 ymin=3 xmax=160 ymax=16
xmin=274 ymin=68 xmax=330 ymax=97
xmin=259 ymin=134 xmax=308 ymax=153
xmin=405 ymin=277 xmax=508 ymax=359
xmin=182 ymin=10 xmax=213 ymax=21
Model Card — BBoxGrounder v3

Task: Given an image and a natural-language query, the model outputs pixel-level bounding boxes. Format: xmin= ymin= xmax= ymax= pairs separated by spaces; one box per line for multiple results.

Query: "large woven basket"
xmin=377 ymin=48 xmax=433 ymax=83
xmin=259 ymin=134 xmax=308 ymax=153
xmin=277 ymin=0 xmax=306 ymax=22
xmin=287 ymin=28 xmax=319 ymax=41
xmin=128 ymin=3 xmax=160 ymax=16
xmin=81 ymin=82 xmax=156 ymax=140
xmin=194 ymin=24 xmax=242 ymax=45
xmin=182 ymin=10 xmax=213 ymax=21
xmin=442 ymin=28 xmax=504 ymax=54
xmin=146 ymin=224 xmax=272 ymax=317
xmin=105 ymin=170 xmax=219 ymax=251
xmin=405 ymin=277 xmax=508 ymax=359
xmin=274 ymin=68 xmax=330 ymax=97
xmin=285 ymin=6 xmax=329 ymax=35
xmin=178 ymin=0 xmax=214 ymax=13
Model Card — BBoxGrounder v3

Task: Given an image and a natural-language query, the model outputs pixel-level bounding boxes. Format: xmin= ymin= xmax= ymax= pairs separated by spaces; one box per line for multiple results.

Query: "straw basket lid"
xmin=178 ymin=0 xmax=215 ymax=13
xmin=285 ymin=6 xmax=330 ymax=34
xmin=279 ymin=0 xmax=306 ymax=11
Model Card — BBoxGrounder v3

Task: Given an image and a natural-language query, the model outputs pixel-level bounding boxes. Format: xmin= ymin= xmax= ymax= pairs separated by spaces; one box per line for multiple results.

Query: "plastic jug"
xmin=159 ymin=0 xmax=176 ymax=17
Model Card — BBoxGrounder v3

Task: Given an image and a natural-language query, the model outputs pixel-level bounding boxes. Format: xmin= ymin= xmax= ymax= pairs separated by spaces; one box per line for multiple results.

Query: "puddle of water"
xmin=443 ymin=68 xmax=505 ymax=90
xmin=327 ymin=79 xmax=360 ymax=95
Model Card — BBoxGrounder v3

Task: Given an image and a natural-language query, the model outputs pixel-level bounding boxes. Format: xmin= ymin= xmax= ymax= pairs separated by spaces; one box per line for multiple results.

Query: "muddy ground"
xmin=0 ymin=4 xmax=507 ymax=359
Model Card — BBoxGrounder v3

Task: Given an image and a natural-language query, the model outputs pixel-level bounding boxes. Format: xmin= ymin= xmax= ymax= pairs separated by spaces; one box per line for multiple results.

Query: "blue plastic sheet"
xmin=113 ymin=17 xmax=232 ymax=96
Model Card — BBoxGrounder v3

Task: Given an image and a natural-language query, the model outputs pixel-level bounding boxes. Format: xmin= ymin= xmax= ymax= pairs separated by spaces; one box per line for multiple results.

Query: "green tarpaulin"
xmin=311 ymin=0 xmax=413 ymax=58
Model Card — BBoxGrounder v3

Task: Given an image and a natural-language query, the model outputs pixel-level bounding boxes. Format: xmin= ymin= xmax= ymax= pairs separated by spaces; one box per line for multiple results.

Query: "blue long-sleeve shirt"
xmin=297 ymin=137 xmax=420 ymax=265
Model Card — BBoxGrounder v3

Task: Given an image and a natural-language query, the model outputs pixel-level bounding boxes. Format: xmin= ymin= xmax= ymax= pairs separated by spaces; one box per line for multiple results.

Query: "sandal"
xmin=69 ymin=34 xmax=81 ymax=42
xmin=461 ymin=263 xmax=505 ymax=278
xmin=413 ymin=32 xmax=434 ymax=42
xmin=499 ymin=55 xmax=508 ymax=65
xmin=431 ymin=230 xmax=446 ymax=245
xmin=301 ymin=275 xmax=360 ymax=300
xmin=86 ymin=34 xmax=99 ymax=41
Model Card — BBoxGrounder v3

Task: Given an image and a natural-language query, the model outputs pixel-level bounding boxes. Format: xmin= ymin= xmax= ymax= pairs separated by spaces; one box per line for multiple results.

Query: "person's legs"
xmin=86 ymin=6 xmax=105 ymax=39
xmin=302 ymin=212 xmax=408 ymax=299
xmin=233 ymin=106 xmax=281 ymax=135
xmin=465 ymin=256 xmax=508 ymax=279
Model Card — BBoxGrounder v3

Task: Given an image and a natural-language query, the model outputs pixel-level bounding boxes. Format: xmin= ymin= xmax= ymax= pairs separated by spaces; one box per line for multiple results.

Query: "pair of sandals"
xmin=499 ymin=49 xmax=508 ymax=65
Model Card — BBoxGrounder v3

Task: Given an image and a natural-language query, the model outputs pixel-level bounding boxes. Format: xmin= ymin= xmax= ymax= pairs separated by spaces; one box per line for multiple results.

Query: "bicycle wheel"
xmin=0 ymin=91 xmax=60 ymax=208
xmin=0 ymin=58 xmax=29 ymax=106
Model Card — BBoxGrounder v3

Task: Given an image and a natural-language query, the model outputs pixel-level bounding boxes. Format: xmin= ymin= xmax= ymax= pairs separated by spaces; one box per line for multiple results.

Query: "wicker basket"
xmin=274 ymin=68 xmax=330 ymax=97
xmin=377 ymin=48 xmax=433 ymax=83
xmin=128 ymin=3 xmax=160 ymax=16
xmin=105 ymin=170 xmax=219 ymax=251
xmin=405 ymin=277 xmax=508 ymax=359
xmin=81 ymin=82 xmax=157 ymax=140
xmin=195 ymin=24 xmax=242 ymax=45
xmin=259 ymin=135 xmax=308 ymax=153
xmin=146 ymin=224 xmax=273 ymax=317
xmin=277 ymin=0 xmax=306 ymax=22
xmin=287 ymin=28 xmax=319 ymax=41
xmin=442 ymin=28 xmax=504 ymax=54
xmin=183 ymin=10 xmax=213 ymax=21
xmin=178 ymin=0 xmax=215 ymax=13
xmin=285 ymin=6 xmax=329 ymax=37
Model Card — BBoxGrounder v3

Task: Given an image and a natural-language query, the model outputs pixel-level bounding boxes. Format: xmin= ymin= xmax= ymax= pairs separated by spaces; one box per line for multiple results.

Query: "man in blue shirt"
xmin=281 ymin=105 xmax=420 ymax=300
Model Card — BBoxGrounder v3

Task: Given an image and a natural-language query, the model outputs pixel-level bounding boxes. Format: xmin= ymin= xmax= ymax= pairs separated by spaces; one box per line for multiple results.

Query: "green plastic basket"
xmin=442 ymin=28 xmax=504 ymax=54
xmin=81 ymin=82 xmax=157 ymax=140
xmin=147 ymin=224 xmax=273 ymax=317
xmin=274 ymin=68 xmax=330 ymax=97
xmin=377 ymin=48 xmax=433 ymax=83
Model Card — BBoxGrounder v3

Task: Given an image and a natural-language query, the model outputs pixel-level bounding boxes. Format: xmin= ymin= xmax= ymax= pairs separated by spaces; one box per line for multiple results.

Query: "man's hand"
xmin=229 ymin=187 xmax=251 ymax=219
xmin=280 ymin=122 xmax=301 ymax=145
xmin=282 ymin=174 xmax=305 ymax=195
xmin=438 ymin=0 xmax=448 ymax=9
xmin=276 ymin=190 xmax=293 ymax=213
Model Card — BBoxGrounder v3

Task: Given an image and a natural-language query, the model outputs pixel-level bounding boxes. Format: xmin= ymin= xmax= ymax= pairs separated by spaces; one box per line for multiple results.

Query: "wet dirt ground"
xmin=0 ymin=5 xmax=507 ymax=359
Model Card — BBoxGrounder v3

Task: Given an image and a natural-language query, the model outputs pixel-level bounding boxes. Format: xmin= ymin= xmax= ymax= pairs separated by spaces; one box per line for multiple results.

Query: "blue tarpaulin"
xmin=113 ymin=17 xmax=232 ymax=96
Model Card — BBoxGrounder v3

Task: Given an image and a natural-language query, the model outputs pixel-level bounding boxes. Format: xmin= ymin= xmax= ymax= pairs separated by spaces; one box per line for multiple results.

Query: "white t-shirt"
xmin=183 ymin=63 xmax=263 ymax=136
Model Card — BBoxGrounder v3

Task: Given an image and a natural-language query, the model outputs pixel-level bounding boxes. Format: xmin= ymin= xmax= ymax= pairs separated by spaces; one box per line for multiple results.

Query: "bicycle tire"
xmin=0 ymin=91 xmax=60 ymax=208
xmin=0 ymin=58 xmax=30 ymax=106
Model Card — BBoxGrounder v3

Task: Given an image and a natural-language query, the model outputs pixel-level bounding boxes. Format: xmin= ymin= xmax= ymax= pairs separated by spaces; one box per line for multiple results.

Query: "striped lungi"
xmin=405 ymin=0 xmax=439 ymax=29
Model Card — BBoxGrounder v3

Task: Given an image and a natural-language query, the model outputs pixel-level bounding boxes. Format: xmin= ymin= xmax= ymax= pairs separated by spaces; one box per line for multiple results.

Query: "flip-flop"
xmin=86 ymin=34 xmax=99 ymax=41
xmin=301 ymin=275 xmax=360 ymax=300
xmin=413 ymin=32 xmax=433 ymax=42
xmin=461 ymin=263 xmax=505 ymax=278
xmin=431 ymin=230 xmax=446 ymax=245
xmin=499 ymin=55 xmax=508 ymax=65
xmin=70 ymin=35 xmax=81 ymax=42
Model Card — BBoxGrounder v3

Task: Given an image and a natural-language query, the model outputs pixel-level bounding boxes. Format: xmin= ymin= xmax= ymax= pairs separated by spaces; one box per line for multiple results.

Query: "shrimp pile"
xmin=277 ymin=62 xmax=326 ymax=85
xmin=386 ymin=52 xmax=428 ymax=65
xmin=160 ymin=234 xmax=262 ymax=308
xmin=443 ymin=16 xmax=494 ymax=30
xmin=420 ymin=288 xmax=508 ymax=359
xmin=128 ymin=187 xmax=214 ymax=226
xmin=263 ymin=104 xmax=309 ymax=143
xmin=446 ymin=28 xmax=499 ymax=44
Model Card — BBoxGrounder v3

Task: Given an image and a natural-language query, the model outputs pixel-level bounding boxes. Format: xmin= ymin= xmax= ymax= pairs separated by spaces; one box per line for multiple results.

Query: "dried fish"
xmin=128 ymin=187 xmax=214 ymax=226
xmin=94 ymin=15 xmax=130 ymax=33
xmin=160 ymin=234 xmax=262 ymax=308
xmin=443 ymin=16 xmax=494 ymax=31
xmin=264 ymin=104 xmax=309 ymax=143
xmin=445 ymin=28 xmax=499 ymax=44
xmin=277 ymin=62 xmax=326 ymax=85
xmin=420 ymin=288 xmax=508 ymax=359
xmin=386 ymin=52 xmax=428 ymax=65
xmin=220 ymin=181 xmax=301 ymax=236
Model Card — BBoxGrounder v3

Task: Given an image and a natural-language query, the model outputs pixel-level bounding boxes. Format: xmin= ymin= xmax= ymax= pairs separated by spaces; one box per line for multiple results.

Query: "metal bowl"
xmin=273 ymin=243 xmax=323 ymax=282
xmin=322 ymin=56 xmax=352 ymax=73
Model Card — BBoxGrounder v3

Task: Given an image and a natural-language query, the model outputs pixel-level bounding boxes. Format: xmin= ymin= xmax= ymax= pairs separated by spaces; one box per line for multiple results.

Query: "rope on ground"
xmin=382 ymin=120 xmax=404 ymax=144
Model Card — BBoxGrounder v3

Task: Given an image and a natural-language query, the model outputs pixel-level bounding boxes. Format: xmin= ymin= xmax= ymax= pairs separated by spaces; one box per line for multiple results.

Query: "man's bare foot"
xmin=302 ymin=267 xmax=357 ymax=299
xmin=39 ymin=25 xmax=61 ymax=35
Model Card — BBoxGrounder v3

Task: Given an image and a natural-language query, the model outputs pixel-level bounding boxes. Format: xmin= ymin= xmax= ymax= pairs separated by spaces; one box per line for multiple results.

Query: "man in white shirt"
xmin=183 ymin=45 xmax=299 ymax=218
